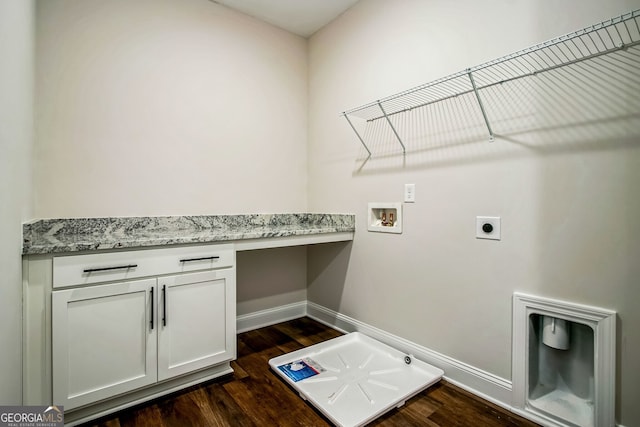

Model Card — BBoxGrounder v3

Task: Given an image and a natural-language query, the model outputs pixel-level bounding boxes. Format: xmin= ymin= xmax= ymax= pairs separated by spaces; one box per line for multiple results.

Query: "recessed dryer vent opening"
xmin=528 ymin=314 xmax=595 ymax=426
xmin=512 ymin=293 xmax=616 ymax=427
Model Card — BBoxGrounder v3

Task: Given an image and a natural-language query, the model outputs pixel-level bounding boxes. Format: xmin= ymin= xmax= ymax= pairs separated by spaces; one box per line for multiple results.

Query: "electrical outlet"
xmin=404 ymin=184 xmax=416 ymax=203
xmin=476 ymin=216 xmax=501 ymax=240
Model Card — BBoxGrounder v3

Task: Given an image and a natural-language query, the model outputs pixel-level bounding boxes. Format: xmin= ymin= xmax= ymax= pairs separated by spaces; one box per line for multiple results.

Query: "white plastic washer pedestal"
xmin=269 ymin=332 xmax=444 ymax=427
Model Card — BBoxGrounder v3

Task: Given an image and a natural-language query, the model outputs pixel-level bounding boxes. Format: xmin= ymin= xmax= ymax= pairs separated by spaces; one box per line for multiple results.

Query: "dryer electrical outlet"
xmin=476 ymin=216 xmax=501 ymax=240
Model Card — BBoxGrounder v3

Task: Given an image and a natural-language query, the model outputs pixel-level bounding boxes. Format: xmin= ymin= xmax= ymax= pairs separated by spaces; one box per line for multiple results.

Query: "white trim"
xmin=236 ymin=301 xmax=514 ymax=409
xmin=236 ymin=301 xmax=307 ymax=333
xmin=237 ymin=301 xmax=513 ymax=408
xmin=512 ymin=293 xmax=617 ymax=427
xmin=511 ymin=406 xmax=579 ymax=427
xmin=237 ymin=300 xmax=624 ymax=427
xmin=306 ymin=302 xmax=514 ymax=410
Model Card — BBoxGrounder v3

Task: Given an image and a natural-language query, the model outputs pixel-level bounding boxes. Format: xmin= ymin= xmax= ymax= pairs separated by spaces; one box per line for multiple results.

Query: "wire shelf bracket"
xmin=343 ymin=113 xmax=371 ymax=157
xmin=467 ymin=69 xmax=495 ymax=142
xmin=378 ymin=101 xmax=406 ymax=155
xmin=342 ymin=9 xmax=640 ymax=156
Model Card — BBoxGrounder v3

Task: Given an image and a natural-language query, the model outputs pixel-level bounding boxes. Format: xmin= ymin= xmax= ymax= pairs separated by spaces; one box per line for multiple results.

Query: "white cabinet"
xmin=52 ymin=279 xmax=158 ymax=410
xmin=50 ymin=244 xmax=236 ymax=412
xmin=157 ymin=269 xmax=235 ymax=381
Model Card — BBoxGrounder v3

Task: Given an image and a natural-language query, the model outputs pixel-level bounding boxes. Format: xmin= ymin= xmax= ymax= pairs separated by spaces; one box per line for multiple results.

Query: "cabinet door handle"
xmin=150 ymin=287 xmax=154 ymax=330
xmin=179 ymin=256 xmax=219 ymax=263
xmin=82 ymin=264 xmax=138 ymax=273
xmin=162 ymin=285 xmax=167 ymax=327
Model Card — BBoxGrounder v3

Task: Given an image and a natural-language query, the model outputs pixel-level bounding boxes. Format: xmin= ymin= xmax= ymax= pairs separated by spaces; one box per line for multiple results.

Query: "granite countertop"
xmin=23 ymin=213 xmax=355 ymax=255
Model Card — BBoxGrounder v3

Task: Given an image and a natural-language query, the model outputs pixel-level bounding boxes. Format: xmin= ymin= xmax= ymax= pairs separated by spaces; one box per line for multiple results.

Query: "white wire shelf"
xmin=342 ymin=9 xmax=640 ymax=156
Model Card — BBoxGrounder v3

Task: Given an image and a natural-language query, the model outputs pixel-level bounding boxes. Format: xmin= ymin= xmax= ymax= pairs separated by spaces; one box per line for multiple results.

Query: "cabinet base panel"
xmin=63 ymin=363 xmax=233 ymax=426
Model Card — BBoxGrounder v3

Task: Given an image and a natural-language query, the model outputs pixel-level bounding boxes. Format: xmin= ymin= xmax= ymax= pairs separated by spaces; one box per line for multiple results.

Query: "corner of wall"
xmin=0 ymin=0 xmax=35 ymax=405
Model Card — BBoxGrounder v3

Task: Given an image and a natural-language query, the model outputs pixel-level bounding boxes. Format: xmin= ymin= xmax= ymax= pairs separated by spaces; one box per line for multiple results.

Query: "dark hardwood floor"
xmin=84 ymin=317 xmax=539 ymax=426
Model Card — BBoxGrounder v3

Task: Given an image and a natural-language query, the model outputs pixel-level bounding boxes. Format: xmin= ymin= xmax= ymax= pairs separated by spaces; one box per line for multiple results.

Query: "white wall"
xmin=0 ymin=0 xmax=34 ymax=404
xmin=35 ymin=0 xmax=308 ymax=218
xmin=34 ymin=0 xmax=310 ymax=316
xmin=307 ymin=1 xmax=640 ymax=425
xmin=23 ymin=0 xmax=640 ymax=424
xmin=236 ymin=247 xmax=307 ymax=316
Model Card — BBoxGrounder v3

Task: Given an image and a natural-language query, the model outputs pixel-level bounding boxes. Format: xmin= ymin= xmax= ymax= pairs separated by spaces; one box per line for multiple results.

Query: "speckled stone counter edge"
xmin=23 ymin=213 xmax=355 ymax=255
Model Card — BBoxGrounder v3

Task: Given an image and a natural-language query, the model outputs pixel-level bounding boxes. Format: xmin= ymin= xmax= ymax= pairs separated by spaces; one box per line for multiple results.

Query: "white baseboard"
xmin=236 ymin=301 xmax=514 ymax=411
xmin=305 ymin=302 xmax=514 ymax=412
xmin=236 ymin=301 xmax=307 ymax=333
xmin=237 ymin=301 xmax=626 ymax=427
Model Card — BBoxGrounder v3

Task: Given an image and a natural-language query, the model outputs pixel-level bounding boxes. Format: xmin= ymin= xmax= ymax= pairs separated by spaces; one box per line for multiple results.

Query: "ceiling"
xmin=210 ymin=0 xmax=360 ymax=38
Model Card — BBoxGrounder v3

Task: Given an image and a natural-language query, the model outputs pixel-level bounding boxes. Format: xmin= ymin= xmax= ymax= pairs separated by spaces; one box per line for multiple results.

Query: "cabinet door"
xmin=52 ymin=279 xmax=157 ymax=410
xmin=157 ymin=269 xmax=236 ymax=381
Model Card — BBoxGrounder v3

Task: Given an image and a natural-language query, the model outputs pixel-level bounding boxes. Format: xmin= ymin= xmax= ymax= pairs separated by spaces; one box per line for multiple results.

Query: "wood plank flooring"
xmin=84 ymin=317 xmax=539 ymax=427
